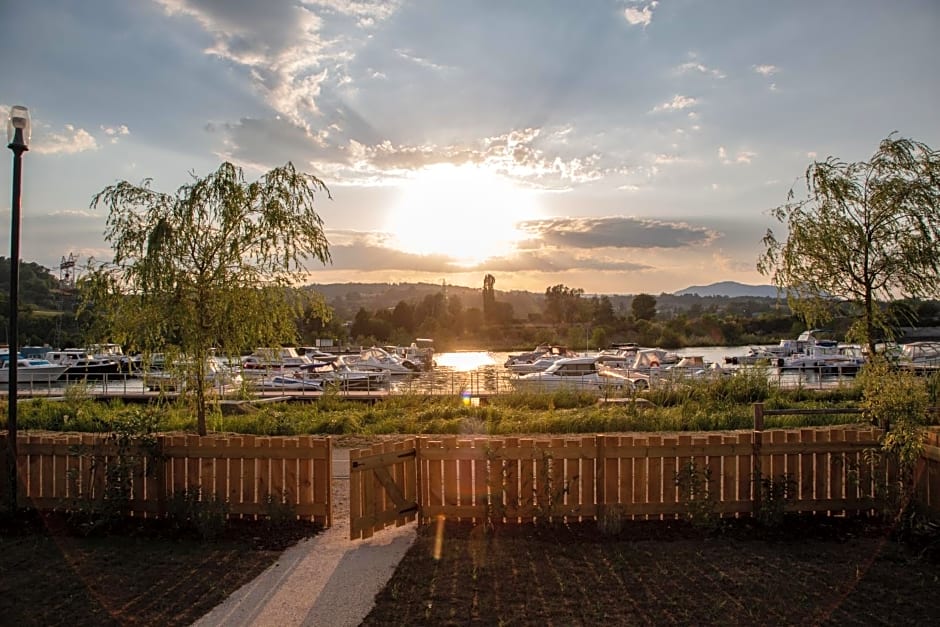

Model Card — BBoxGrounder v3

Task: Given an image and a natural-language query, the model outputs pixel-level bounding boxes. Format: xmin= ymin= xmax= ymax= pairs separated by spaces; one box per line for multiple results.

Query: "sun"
xmin=384 ymin=163 xmax=539 ymax=266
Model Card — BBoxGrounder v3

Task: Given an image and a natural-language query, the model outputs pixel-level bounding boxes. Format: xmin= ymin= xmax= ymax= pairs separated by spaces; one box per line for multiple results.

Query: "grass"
xmin=6 ymin=374 xmax=895 ymax=438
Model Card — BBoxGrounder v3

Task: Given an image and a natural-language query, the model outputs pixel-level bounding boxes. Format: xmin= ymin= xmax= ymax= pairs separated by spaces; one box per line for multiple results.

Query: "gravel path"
xmin=194 ymin=449 xmax=417 ymax=627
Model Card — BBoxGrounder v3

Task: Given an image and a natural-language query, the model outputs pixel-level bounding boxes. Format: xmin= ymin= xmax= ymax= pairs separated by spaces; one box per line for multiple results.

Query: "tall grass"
xmin=3 ymin=375 xmax=878 ymax=437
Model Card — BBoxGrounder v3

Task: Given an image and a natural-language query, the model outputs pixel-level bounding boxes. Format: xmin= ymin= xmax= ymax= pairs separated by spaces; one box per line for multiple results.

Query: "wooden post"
xmin=753 ymin=403 xmax=764 ymax=515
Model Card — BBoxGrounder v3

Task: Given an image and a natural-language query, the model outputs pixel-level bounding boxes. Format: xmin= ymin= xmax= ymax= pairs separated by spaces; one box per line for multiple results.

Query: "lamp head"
xmin=7 ymin=105 xmax=30 ymax=149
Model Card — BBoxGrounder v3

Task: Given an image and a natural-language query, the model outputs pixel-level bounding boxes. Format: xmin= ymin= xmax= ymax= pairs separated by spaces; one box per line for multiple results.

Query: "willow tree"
xmin=758 ymin=135 xmax=940 ymax=355
xmin=85 ymin=162 xmax=332 ymax=435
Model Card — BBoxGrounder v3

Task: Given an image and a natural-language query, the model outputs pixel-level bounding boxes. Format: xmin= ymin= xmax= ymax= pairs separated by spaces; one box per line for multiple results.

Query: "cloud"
xmin=718 ymin=146 xmax=757 ymax=165
xmin=394 ymin=48 xmax=449 ymax=72
xmin=476 ymin=249 xmax=650 ymax=273
xmin=321 ymin=227 xmax=652 ymax=275
xmin=653 ymin=153 xmax=686 ymax=165
xmin=154 ymin=0 xmax=403 ymax=127
xmin=711 ymin=250 xmax=755 ymax=273
xmin=517 ymin=216 xmax=717 ymax=250
xmin=753 ymin=64 xmax=779 ymax=76
xmin=101 ymin=124 xmax=130 ymax=144
xmin=32 ymin=124 xmax=98 ymax=155
xmin=624 ymin=1 xmax=658 ymax=27
xmin=652 ymin=95 xmax=698 ymax=112
xmin=320 ymin=218 xmax=715 ymax=276
xmin=676 ymin=57 xmax=726 ymax=79
xmin=216 ymin=118 xmax=614 ymax=188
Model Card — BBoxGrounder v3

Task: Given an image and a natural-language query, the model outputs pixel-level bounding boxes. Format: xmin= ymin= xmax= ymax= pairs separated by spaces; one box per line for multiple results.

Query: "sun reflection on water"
xmin=433 ymin=351 xmax=497 ymax=372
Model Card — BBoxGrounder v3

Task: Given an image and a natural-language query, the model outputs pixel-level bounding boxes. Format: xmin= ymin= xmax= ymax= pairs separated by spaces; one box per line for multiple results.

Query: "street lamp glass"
xmin=7 ymin=105 xmax=30 ymax=146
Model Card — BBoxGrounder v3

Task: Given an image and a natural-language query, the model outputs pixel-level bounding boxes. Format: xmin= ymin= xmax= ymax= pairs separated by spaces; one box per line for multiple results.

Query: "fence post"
xmin=753 ymin=403 xmax=764 ymax=515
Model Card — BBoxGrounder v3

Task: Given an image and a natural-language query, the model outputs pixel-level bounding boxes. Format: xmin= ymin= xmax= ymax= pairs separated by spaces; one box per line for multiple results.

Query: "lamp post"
xmin=6 ymin=105 xmax=29 ymax=512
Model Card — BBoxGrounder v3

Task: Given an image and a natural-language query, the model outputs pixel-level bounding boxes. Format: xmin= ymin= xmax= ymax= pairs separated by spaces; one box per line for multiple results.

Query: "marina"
xmin=0 ymin=345 xmax=873 ymax=403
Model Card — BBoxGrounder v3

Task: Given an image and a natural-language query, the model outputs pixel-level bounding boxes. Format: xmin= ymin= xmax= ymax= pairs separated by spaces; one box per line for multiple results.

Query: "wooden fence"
xmin=412 ymin=427 xmax=892 ymax=524
xmin=920 ymin=429 xmax=940 ymax=517
xmin=0 ymin=432 xmax=332 ymax=526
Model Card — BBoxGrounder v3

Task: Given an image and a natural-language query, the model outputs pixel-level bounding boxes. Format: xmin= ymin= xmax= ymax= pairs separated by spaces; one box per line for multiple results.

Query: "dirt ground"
xmin=363 ymin=517 xmax=940 ymax=626
xmin=0 ymin=512 xmax=321 ymax=627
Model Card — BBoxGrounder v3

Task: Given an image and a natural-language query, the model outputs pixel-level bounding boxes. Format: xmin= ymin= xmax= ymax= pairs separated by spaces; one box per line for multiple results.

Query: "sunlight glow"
xmin=384 ymin=163 xmax=540 ymax=265
xmin=434 ymin=351 xmax=497 ymax=372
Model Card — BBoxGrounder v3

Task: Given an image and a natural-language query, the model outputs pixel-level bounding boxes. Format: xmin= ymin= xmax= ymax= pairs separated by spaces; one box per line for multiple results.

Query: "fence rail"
xmin=0 ymin=432 xmax=332 ymax=526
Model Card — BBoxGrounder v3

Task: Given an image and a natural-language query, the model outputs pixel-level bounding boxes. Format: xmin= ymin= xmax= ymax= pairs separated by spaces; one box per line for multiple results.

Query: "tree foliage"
xmin=758 ymin=135 xmax=940 ymax=354
xmin=83 ymin=161 xmax=332 ymax=434
xmin=631 ymin=293 xmax=657 ymax=321
xmin=544 ymin=284 xmax=586 ymax=324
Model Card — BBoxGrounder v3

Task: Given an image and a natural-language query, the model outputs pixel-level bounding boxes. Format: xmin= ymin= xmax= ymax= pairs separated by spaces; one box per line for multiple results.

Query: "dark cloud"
xmin=325 ymin=232 xmax=463 ymax=272
xmin=322 ymin=229 xmax=652 ymax=275
xmin=518 ymin=216 xmax=717 ymax=249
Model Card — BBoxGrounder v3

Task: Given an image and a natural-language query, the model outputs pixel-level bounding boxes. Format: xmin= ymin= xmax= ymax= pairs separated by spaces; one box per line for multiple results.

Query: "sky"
xmin=1 ymin=0 xmax=939 ymax=296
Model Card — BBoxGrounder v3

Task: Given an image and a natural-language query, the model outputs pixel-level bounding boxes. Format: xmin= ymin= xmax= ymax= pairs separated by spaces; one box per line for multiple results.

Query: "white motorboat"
xmin=241 ymin=347 xmax=312 ymax=374
xmin=511 ymin=356 xmax=634 ymax=394
xmin=344 ymin=346 xmax=421 ymax=376
xmin=507 ymin=354 xmax=571 ymax=374
xmin=251 ymin=374 xmax=323 ymax=391
xmin=143 ymin=356 xmax=243 ymax=391
xmin=300 ymin=359 xmax=390 ymax=390
xmin=504 ymin=344 xmax=577 ymax=369
xmin=0 ymin=353 xmax=69 ymax=384
xmin=630 ymin=348 xmax=680 ymax=370
xmin=724 ymin=329 xmax=827 ymax=366
xmin=778 ymin=341 xmax=865 ymax=374
xmin=298 ymin=347 xmax=340 ymax=363
xmin=384 ymin=339 xmax=435 ymax=370
xmin=897 ymin=341 xmax=940 ymax=372
xmin=44 ymin=349 xmax=123 ymax=380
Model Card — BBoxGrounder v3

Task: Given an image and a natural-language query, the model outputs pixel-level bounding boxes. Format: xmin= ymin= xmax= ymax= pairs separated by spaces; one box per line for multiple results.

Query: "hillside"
xmin=673 ymin=281 xmax=780 ymax=298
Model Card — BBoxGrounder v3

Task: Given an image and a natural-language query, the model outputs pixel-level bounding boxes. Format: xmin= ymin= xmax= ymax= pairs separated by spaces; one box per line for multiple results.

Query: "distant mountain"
xmin=673 ymin=282 xmax=780 ymax=298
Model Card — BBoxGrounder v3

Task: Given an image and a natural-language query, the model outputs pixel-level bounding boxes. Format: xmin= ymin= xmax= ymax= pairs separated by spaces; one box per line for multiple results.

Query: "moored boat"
xmin=0 ymin=352 xmax=69 ymax=384
xmin=45 ymin=349 xmax=123 ymax=380
xmin=510 ymin=355 xmax=634 ymax=394
xmin=251 ymin=374 xmax=324 ymax=391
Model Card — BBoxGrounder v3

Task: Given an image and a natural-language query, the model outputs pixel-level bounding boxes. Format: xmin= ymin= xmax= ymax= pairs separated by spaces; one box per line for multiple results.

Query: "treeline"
xmin=337 ymin=282 xmax=940 ymax=351
xmin=5 ymin=259 xmax=940 ymax=352
xmin=340 ymin=287 xmax=805 ymax=351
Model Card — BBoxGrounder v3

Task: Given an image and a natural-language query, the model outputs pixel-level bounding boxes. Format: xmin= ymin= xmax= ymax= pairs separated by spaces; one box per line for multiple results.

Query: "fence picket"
xmin=814 ymin=429 xmax=830 ymax=504
xmin=648 ymin=435 xmax=664 ymax=520
xmin=829 ymin=429 xmax=845 ymax=515
xmin=634 ymin=435 xmax=650 ymax=520
xmin=580 ymin=436 xmax=596 ymax=518
xmin=564 ymin=439 xmax=581 ymax=520
xmin=799 ymin=429 xmax=815 ymax=505
xmin=473 ymin=438 xmax=489 ymax=522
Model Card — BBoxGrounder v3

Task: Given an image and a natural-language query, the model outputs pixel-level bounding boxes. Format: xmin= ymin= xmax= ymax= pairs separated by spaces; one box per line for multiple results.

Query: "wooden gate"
xmin=349 ymin=438 xmax=419 ymax=539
